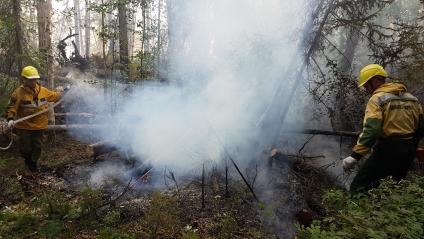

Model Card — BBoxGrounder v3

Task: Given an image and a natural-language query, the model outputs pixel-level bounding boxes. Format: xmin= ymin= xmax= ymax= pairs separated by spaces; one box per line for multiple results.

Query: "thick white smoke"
xmin=67 ymin=0 xmax=309 ymax=177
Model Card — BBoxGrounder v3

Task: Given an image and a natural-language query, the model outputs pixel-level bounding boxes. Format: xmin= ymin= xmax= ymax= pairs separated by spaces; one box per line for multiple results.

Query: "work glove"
xmin=1 ymin=120 xmax=15 ymax=134
xmin=7 ymin=120 xmax=15 ymax=129
xmin=56 ymin=85 xmax=71 ymax=92
xmin=342 ymin=156 xmax=357 ymax=172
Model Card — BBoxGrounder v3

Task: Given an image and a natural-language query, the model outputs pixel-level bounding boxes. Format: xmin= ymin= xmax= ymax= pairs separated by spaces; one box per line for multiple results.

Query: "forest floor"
xmin=0 ymin=132 xmax=337 ymax=239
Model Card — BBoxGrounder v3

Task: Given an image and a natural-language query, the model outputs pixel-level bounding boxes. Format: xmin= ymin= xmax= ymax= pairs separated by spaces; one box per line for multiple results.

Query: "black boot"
xmin=25 ymin=157 xmax=38 ymax=172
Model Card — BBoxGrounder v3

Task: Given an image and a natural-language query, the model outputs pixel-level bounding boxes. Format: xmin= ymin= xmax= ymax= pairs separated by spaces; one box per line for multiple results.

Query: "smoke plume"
xmin=67 ymin=0 xmax=309 ymax=179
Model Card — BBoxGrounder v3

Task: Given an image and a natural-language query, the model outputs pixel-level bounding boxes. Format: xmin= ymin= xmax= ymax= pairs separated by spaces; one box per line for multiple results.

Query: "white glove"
xmin=7 ymin=120 xmax=14 ymax=128
xmin=56 ymin=85 xmax=70 ymax=92
xmin=342 ymin=156 xmax=357 ymax=172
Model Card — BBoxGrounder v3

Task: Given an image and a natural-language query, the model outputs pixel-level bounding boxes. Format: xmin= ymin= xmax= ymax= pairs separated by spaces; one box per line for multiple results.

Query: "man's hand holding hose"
xmin=55 ymin=84 xmax=71 ymax=93
xmin=7 ymin=120 xmax=15 ymax=130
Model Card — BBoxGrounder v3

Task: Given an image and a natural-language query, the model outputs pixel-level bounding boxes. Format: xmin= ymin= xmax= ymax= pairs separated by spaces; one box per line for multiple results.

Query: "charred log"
xmin=54 ymin=113 xmax=94 ymax=118
xmin=45 ymin=124 xmax=107 ymax=131
xmin=87 ymin=141 xmax=118 ymax=159
xmin=46 ymin=124 xmax=359 ymax=137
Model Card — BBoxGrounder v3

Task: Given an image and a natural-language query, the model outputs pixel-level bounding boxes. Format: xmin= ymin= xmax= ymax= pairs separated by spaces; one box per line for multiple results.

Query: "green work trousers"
xmin=16 ymin=129 xmax=43 ymax=172
xmin=350 ymin=138 xmax=416 ymax=193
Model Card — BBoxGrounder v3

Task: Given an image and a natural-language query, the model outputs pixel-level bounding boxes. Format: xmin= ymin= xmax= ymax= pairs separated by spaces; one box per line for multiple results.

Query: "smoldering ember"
xmin=1 ymin=0 xmax=424 ymax=238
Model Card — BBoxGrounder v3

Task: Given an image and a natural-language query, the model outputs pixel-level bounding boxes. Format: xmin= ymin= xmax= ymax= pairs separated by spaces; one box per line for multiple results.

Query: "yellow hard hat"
xmin=21 ymin=66 xmax=40 ymax=79
xmin=358 ymin=64 xmax=388 ymax=87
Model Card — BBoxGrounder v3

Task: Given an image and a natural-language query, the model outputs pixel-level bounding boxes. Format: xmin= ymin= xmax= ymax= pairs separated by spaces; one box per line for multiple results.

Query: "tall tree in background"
xmin=85 ymin=0 xmax=91 ymax=58
xmin=118 ymin=0 xmax=129 ymax=65
xmin=74 ymin=0 xmax=82 ymax=55
xmin=165 ymin=0 xmax=176 ymax=78
xmin=332 ymin=26 xmax=361 ymax=131
xmin=307 ymin=0 xmax=395 ymax=132
xmin=140 ymin=0 xmax=148 ymax=79
xmin=100 ymin=0 xmax=107 ymax=62
xmin=27 ymin=1 xmax=38 ymax=49
xmin=36 ymin=0 xmax=55 ymax=125
xmin=36 ymin=0 xmax=54 ymax=88
xmin=12 ymin=0 xmax=23 ymax=72
xmin=128 ymin=2 xmax=136 ymax=59
xmin=156 ymin=0 xmax=162 ymax=77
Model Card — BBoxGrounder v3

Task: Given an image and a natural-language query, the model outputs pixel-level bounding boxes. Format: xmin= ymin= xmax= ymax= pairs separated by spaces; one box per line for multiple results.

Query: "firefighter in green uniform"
xmin=4 ymin=66 xmax=65 ymax=172
xmin=343 ymin=64 xmax=424 ymax=193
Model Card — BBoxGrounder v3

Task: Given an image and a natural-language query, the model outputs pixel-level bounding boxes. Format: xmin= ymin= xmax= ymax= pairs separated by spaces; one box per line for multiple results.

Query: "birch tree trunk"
xmin=85 ymin=0 xmax=91 ymax=58
xmin=145 ymin=4 xmax=151 ymax=53
xmin=74 ymin=0 xmax=82 ymax=55
xmin=156 ymin=0 xmax=162 ymax=77
xmin=101 ymin=0 xmax=106 ymax=62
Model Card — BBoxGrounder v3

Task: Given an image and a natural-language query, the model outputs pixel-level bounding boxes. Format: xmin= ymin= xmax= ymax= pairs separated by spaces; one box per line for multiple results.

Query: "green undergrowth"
xmin=0 ymin=176 xmax=24 ymax=203
xmin=0 ymin=186 xmax=132 ymax=238
xmin=0 ymin=152 xmax=19 ymax=174
xmin=298 ymin=176 xmax=424 ymax=239
xmin=0 ymin=169 xmax=271 ymax=239
xmin=0 ymin=185 xmax=200 ymax=238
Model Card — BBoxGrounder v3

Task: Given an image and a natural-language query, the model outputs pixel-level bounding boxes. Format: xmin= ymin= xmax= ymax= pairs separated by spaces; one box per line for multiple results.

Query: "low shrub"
xmin=298 ymin=176 xmax=424 ymax=239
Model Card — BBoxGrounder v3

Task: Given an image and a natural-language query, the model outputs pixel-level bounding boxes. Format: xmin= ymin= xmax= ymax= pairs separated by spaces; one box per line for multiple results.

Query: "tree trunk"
xmin=36 ymin=0 xmax=54 ymax=88
xmin=13 ymin=0 xmax=23 ymax=72
xmin=156 ymin=0 xmax=162 ymax=77
xmin=128 ymin=2 xmax=136 ymax=59
xmin=74 ymin=0 xmax=82 ymax=55
xmin=145 ymin=3 xmax=151 ymax=53
xmin=332 ymin=27 xmax=361 ymax=131
xmin=28 ymin=1 xmax=38 ymax=49
xmin=338 ymin=27 xmax=360 ymax=75
xmin=107 ymin=12 xmax=114 ymax=56
xmin=37 ymin=0 xmax=54 ymax=126
xmin=165 ymin=0 xmax=183 ymax=78
xmin=118 ymin=2 xmax=129 ymax=65
xmin=101 ymin=0 xmax=106 ymax=62
xmin=84 ymin=0 xmax=91 ymax=58
xmin=140 ymin=0 xmax=148 ymax=79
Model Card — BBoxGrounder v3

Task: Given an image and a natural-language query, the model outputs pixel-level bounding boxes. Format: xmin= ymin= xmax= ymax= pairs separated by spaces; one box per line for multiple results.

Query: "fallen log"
xmin=45 ymin=124 xmax=359 ymax=137
xmin=87 ymin=141 xmax=118 ymax=159
xmin=46 ymin=124 xmax=107 ymax=131
xmin=283 ymin=128 xmax=359 ymax=137
xmin=55 ymin=113 xmax=94 ymax=118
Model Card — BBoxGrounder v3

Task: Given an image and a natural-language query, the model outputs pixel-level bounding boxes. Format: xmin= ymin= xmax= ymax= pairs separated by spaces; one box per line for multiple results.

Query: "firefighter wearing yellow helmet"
xmin=342 ymin=64 xmax=424 ymax=193
xmin=4 ymin=66 xmax=66 ymax=172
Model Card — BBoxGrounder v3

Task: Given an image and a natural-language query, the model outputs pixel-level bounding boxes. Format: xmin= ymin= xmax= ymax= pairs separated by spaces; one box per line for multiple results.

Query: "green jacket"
xmin=352 ymin=83 xmax=424 ymax=159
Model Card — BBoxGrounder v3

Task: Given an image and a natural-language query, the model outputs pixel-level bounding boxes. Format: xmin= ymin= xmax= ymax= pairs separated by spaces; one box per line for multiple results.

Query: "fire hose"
xmin=0 ymin=90 xmax=69 ymax=150
xmin=0 ymin=131 xmax=13 ymax=150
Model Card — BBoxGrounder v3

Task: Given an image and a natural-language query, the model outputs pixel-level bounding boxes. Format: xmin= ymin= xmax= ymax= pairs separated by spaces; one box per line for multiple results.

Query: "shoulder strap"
xmin=377 ymin=92 xmax=418 ymax=107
